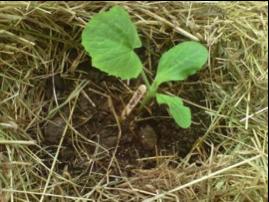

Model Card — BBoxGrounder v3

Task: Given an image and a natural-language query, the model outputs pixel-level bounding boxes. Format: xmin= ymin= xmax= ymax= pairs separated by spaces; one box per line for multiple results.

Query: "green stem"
xmin=141 ymin=69 xmax=150 ymax=88
xmin=139 ymin=81 xmax=158 ymax=110
xmin=139 ymin=70 xmax=159 ymax=110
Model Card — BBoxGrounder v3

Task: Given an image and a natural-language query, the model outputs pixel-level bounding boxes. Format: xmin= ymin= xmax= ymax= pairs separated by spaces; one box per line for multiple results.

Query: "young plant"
xmin=81 ymin=6 xmax=208 ymax=128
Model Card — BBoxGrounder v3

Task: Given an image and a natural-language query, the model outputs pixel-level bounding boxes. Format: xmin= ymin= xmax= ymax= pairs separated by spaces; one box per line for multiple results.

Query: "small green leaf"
xmin=156 ymin=93 xmax=191 ymax=128
xmin=81 ymin=6 xmax=142 ymax=79
xmin=154 ymin=41 xmax=208 ymax=86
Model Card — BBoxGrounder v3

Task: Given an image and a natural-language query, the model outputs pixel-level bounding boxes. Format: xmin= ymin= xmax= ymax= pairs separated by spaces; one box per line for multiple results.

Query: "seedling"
xmin=82 ymin=6 xmax=208 ymax=128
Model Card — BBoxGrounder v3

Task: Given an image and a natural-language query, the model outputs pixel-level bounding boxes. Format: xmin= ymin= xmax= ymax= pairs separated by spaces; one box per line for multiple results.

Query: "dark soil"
xmin=39 ymin=61 xmax=209 ymax=176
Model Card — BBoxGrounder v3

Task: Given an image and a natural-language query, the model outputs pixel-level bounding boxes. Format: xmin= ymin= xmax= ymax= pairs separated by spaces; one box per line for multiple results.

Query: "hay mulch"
xmin=0 ymin=2 xmax=268 ymax=201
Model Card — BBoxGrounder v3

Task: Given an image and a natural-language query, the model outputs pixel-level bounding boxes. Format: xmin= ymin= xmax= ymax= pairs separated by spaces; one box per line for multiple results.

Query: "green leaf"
xmin=81 ymin=6 xmax=143 ymax=79
xmin=156 ymin=93 xmax=191 ymax=128
xmin=154 ymin=41 xmax=208 ymax=86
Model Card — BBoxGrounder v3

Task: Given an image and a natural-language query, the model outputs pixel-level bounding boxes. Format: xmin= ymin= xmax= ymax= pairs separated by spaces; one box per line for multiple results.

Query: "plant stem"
xmin=141 ymin=69 xmax=150 ymax=88
xmin=139 ymin=82 xmax=158 ymax=110
xmin=139 ymin=70 xmax=158 ymax=110
xmin=140 ymin=91 xmax=153 ymax=109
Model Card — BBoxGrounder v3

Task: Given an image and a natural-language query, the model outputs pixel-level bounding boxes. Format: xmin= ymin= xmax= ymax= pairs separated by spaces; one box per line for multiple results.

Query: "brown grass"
xmin=0 ymin=1 xmax=268 ymax=201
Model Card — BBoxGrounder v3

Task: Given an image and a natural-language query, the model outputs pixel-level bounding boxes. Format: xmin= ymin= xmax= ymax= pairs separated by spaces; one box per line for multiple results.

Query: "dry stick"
xmin=107 ymin=96 xmax=122 ymax=172
xmin=121 ymin=85 xmax=147 ymax=120
xmin=143 ymin=154 xmax=262 ymax=202
xmin=240 ymin=106 xmax=268 ymax=122
xmin=6 ymin=146 xmax=14 ymax=202
xmin=137 ymin=8 xmax=199 ymax=41
xmin=0 ymin=140 xmax=36 ymax=145
xmin=0 ymin=30 xmax=35 ymax=46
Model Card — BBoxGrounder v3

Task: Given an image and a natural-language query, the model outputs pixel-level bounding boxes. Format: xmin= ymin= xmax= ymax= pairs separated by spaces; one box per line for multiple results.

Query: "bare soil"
xmin=38 ymin=60 xmax=209 ymax=177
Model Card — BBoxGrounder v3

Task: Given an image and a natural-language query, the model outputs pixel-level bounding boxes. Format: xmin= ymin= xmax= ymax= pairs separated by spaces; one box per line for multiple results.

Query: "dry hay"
xmin=0 ymin=2 xmax=268 ymax=201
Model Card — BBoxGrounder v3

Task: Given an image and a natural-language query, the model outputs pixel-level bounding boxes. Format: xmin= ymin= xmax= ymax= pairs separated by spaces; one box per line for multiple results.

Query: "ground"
xmin=0 ymin=2 xmax=268 ymax=202
xmin=41 ymin=66 xmax=209 ymax=175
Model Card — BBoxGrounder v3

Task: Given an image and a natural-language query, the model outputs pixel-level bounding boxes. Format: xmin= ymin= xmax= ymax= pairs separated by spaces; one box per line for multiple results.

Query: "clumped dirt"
xmin=40 ymin=62 xmax=209 ymax=176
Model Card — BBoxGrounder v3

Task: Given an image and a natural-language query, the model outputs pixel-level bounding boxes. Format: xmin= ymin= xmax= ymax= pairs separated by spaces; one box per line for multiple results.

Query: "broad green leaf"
xmin=81 ymin=6 xmax=142 ymax=79
xmin=154 ymin=41 xmax=208 ymax=86
xmin=156 ymin=93 xmax=191 ymax=128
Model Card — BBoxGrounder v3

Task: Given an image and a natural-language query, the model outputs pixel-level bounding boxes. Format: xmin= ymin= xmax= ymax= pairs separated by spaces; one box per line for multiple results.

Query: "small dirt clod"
xmin=139 ymin=125 xmax=157 ymax=150
xmin=100 ymin=135 xmax=118 ymax=148
xmin=44 ymin=116 xmax=66 ymax=144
